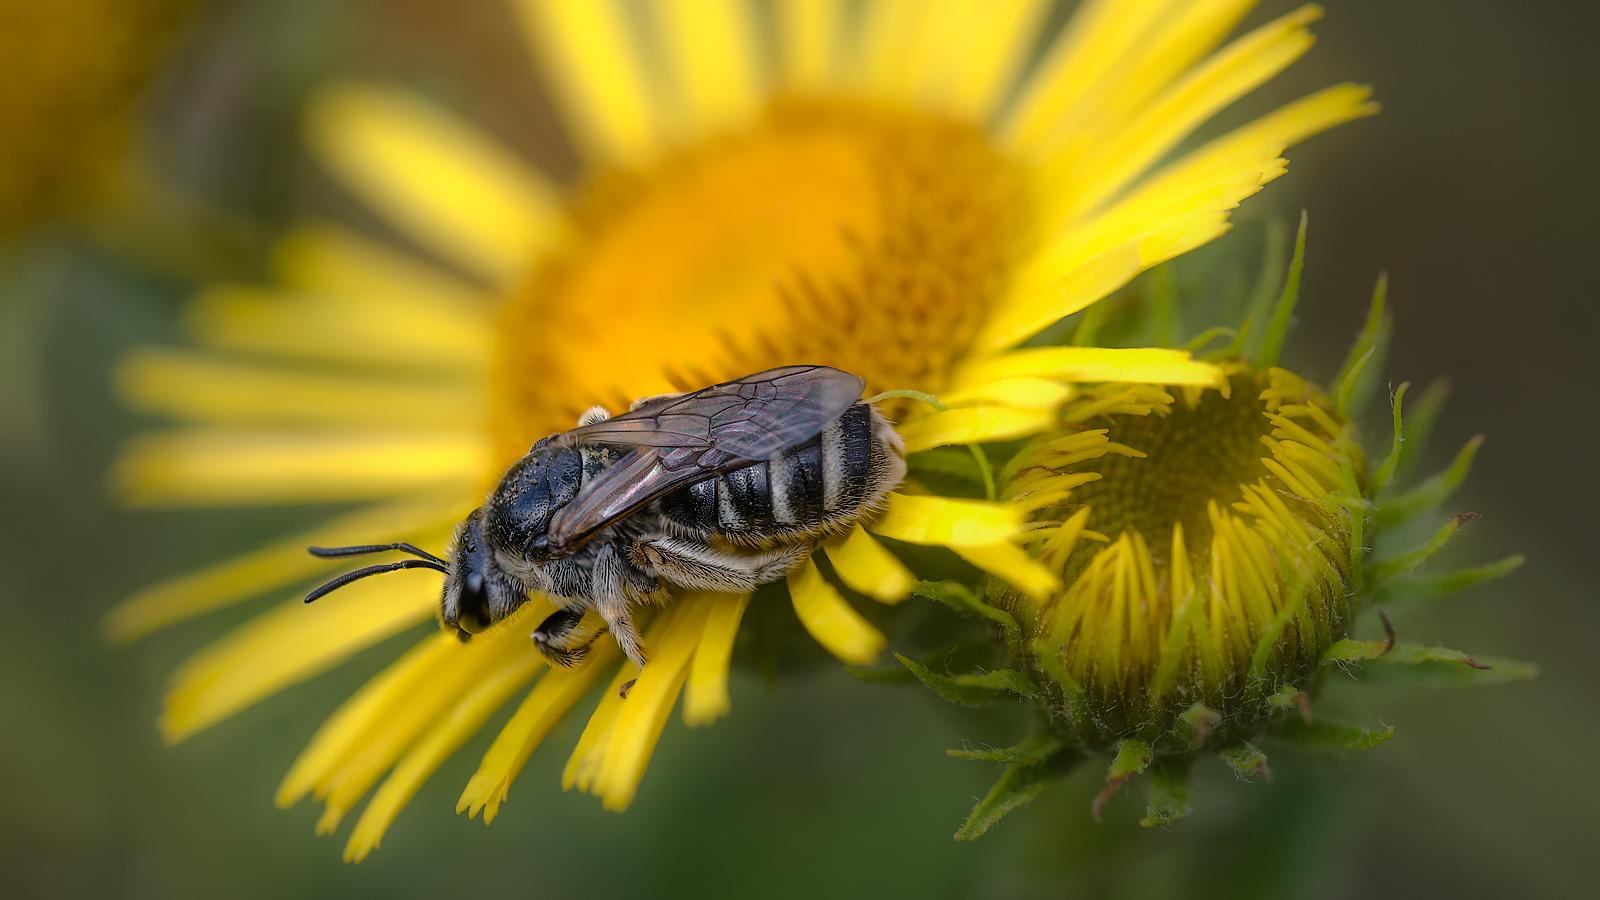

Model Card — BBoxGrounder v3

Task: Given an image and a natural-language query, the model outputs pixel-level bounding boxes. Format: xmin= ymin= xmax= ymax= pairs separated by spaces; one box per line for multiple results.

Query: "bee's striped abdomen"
xmin=658 ymin=403 xmax=889 ymax=544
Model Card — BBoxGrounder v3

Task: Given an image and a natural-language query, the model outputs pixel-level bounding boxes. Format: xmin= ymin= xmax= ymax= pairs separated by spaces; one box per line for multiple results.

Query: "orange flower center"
xmin=491 ymin=97 xmax=1023 ymax=464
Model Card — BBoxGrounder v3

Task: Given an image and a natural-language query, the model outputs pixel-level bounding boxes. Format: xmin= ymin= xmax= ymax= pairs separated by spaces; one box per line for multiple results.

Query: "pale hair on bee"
xmin=306 ymin=366 xmax=906 ymax=688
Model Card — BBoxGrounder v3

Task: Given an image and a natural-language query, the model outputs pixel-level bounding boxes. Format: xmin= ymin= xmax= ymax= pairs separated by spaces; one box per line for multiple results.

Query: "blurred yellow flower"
xmin=107 ymin=0 xmax=1374 ymax=861
xmin=0 ymin=0 xmax=193 ymax=241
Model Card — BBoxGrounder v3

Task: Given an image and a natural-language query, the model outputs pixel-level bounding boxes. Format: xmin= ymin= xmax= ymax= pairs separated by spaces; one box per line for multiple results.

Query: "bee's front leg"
xmin=531 ymin=604 xmax=604 ymax=667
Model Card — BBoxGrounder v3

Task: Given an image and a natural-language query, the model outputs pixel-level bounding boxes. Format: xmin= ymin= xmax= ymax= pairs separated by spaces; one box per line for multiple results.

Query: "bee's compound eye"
xmin=456 ymin=570 xmax=493 ymax=635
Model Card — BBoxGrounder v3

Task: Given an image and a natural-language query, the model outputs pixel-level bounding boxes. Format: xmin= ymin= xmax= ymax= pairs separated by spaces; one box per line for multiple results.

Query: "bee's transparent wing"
xmin=547 ymin=366 xmax=865 ymax=550
xmin=562 ymin=365 xmax=865 ymax=467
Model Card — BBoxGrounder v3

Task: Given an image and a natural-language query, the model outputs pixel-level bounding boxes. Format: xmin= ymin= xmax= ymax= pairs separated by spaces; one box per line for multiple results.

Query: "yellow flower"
xmin=1012 ymin=362 xmax=1362 ymax=742
xmin=904 ymin=228 xmax=1535 ymax=838
xmin=0 ymin=0 xmax=194 ymax=241
xmin=107 ymin=0 xmax=1375 ymax=861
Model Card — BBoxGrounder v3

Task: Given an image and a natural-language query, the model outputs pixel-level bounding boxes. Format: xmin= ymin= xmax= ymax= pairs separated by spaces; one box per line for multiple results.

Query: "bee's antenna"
xmin=308 ymin=542 xmax=448 ymax=567
xmin=304 ymin=559 xmax=449 ymax=604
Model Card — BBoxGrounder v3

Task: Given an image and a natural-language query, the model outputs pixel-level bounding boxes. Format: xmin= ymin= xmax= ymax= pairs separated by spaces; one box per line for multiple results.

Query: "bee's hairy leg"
xmin=531 ymin=604 xmax=602 ymax=667
xmin=592 ymin=542 xmax=649 ymax=671
xmin=575 ymin=405 xmax=611 ymax=426
xmin=628 ymin=537 xmax=811 ymax=592
xmin=628 ymin=390 xmax=687 ymax=411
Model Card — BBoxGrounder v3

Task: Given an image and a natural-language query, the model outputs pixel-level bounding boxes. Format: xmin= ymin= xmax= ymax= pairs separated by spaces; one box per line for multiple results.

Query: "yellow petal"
xmin=651 ymin=0 xmax=761 ymax=137
xmin=1172 ymin=83 xmax=1379 ymax=187
xmin=105 ymin=495 xmax=464 ymax=643
xmin=344 ymin=646 xmax=547 ymax=862
xmin=1138 ymin=212 xmax=1236 ymax=270
xmin=954 ymin=542 xmax=1063 ymax=602
xmin=940 ymin=377 xmax=1075 ymax=411
xmin=683 ymin=592 xmax=752 ymax=727
xmin=272 ymin=221 xmax=489 ymax=310
xmin=975 ymin=243 xmax=1142 ymax=354
xmin=853 ymin=0 xmax=933 ymax=100
xmin=953 ymin=347 xmax=1222 ymax=391
xmin=277 ymin=634 xmax=456 ymax=809
xmin=1026 ymin=0 xmax=1259 ymax=166
xmin=115 ymin=348 xmax=484 ymax=430
xmin=868 ymin=493 xmax=1022 ymax=547
xmin=460 ymin=638 xmax=621 ymax=823
xmin=514 ymin=0 xmax=662 ymax=166
xmin=1002 ymin=0 xmax=1176 ymax=152
xmin=311 ymin=602 xmax=550 ymax=834
xmin=563 ymin=654 xmax=643 ymax=792
xmin=183 ymin=284 xmax=490 ymax=375
xmin=926 ymin=0 xmax=1052 ymax=121
xmin=1046 ymin=5 xmax=1323 ymax=223
xmin=1020 ymin=170 xmax=1264 ymax=293
xmin=160 ymin=571 xmax=439 ymax=743
xmin=825 ymin=526 xmax=914 ymax=604
xmin=114 ymin=430 xmax=486 ymax=507
xmin=786 ymin=558 xmax=885 ymax=666
xmin=305 ymin=83 xmax=562 ymax=287
xmin=593 ymin=595 xmax=717 ymax=810
xmin=898 ymin=405 xmax=1057 ymax=454
xmin=774 ymin=0 xmax=841 ymax=90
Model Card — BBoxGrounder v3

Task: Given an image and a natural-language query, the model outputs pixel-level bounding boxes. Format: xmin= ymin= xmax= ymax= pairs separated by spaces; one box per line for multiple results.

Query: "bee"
xmin=304 ymin=366 xmax=906 ymax=674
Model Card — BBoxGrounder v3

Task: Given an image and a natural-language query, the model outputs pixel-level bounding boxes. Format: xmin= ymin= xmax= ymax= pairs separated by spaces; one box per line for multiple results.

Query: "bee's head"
xmin=439 ymin=508 xmax=526 ymax=641
xmin=302 ymin=510 xmax=525 ymax=643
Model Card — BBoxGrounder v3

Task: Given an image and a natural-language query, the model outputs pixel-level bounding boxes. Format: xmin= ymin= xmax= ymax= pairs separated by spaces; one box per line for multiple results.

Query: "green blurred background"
xmin=1 ymin=1 xmax=1595 ymax=897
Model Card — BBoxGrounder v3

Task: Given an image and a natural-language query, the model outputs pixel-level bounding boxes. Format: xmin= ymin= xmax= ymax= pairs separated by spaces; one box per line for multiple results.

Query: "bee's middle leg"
xmin=628 ymin=536 xmax=811 ymax=593
xmin=592 ymin=542 xmax=651 ymax=671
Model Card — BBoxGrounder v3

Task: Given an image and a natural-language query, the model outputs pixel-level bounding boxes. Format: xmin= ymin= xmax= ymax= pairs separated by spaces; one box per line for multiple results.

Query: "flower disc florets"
xmin=1003 ymin=363 xmax=1365 ymax=751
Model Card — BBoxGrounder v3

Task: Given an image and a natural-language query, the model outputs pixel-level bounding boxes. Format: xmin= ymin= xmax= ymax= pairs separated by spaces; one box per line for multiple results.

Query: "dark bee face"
xmin=442 ymin=509 xmax=513 ymax=640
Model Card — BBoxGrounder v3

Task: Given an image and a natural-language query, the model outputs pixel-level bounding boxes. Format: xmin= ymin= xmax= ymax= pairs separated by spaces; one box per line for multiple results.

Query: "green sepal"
xmin=1237 ymin=217 xmax=1289 ymax=359
xmin=1333 ymin=272 xmax=1391 ymax=418
xmin=1359 ymin=643 xmax=1538 ymax=687
xmin=1219 ymin=742 xmax=1272 ymax=782
xmin=1370 ymin=381 xmax=1409 ymax=496
xmin=947 ymin=733 xmax=1067 ymax=765
xmin=1322 ymin=638 xmax=1392 ymax=664
xmin=1257 ymin=210 xmax=1307 ymax=368
xmin=1359 ymin=656 xmax=1538 ymax=688
xmin=846 ymin=665 xmax=918 ymax=686
xmin=905 ymin=448 xmax=985 ymax=486
xmin=1221 ymin=311 xmax=1255 ymax=358
xmin=1249 ymin=573 xmax=1307 ymax=688
xmin=1140 ymin=756 xmax=1195 ymax=827
xmin=1369 ymin=512 xmax=1480 ymax=581
xmin=1323 ymin=609 xmax=1396 ymax=665
xmin=1394 ymin=377 xmax=1451 ymax=483
xmin=1071 ymin=300 xmax=1108 ymax=347
xmin=1179 ymin=702 xmax=1219 ymax=749
xmin=1267 ymin=685 xmax=1312 ymax=721
xmin=894 ymin=653 xmax=1036 ymax=707
xmin=1375 ymin=435 xmax=1483 ymax=528
xmin=913 ymin=581 xmax=1020 ymax=642
xmin=1149 ymin=261 xmax=1179 ymax=347
xmin=1373 ymin=642 xmax=1489 ymax=667
xmin=1369 ymin=554 xmax=1525 ymax=604
xmin=1183 ymin=325 xmax=1234 ymax=354
xmin=954 ymin=752 xmax=1082 ymax=841
xmin=1092 ymin=738 xmax=1154 ymax=822
xmin=954 ymin=669 xmax=1040 ymax=693
xmin=1275 ymin=718 xmax=1395 ymax=752
xmin=1033 ymin=634 xmax=1090 ymax=724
